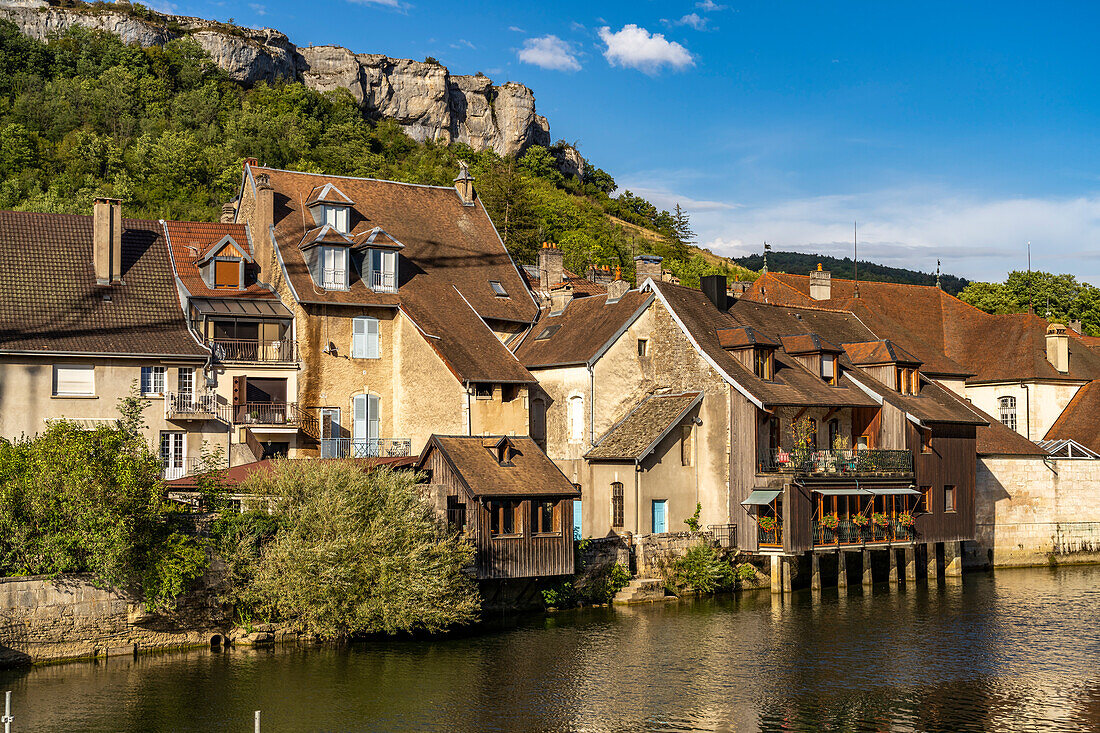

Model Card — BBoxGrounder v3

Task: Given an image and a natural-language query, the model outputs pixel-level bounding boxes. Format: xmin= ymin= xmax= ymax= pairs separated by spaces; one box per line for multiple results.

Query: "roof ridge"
xmin=253 ymin=165 xmax=460 ymax=193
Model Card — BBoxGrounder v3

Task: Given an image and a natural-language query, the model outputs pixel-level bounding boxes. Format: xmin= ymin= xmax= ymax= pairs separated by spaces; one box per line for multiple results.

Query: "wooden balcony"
xmin=209 ymin=338 xmax=297 ymax=364
xmin=812 ymin=519 xmax=917 ymax=547
xmin=758 ymin=448 xmax=913 ymax=477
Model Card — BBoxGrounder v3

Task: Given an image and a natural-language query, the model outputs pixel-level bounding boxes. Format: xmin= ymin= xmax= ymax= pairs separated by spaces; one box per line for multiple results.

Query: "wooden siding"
xmin=421 ymin=445 xmax=575 ymax=580
xmin=730 ymin=390 xmax=760 ymax=551
xmin=784 ymin=481 xmax=813 ymax=553
xmin=910 ymin=422 xmax=977 ymax=544
xmin=879 ymin=401 xmax=907 ymax=450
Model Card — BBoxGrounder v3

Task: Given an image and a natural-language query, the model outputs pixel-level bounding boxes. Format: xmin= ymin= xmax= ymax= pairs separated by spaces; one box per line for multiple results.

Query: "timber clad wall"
xmin=911 ymin=422 xmax=977 ymax=543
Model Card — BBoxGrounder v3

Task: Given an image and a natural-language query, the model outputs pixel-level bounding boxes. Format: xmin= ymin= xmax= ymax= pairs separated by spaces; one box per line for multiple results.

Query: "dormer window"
xmin=196 ymin=235 xmax=251 ymax=292
xmin=306 ymin=183 xmax=355 ymax=232
xmin=897 ymin=366 xmax=919 ymax=395
xmin=753 ymin=348 xmax=774 ymax=380
xmin=490 ymin=280 xmax=508 ymax=297
xmin=822 ymin=354 xmax=838 ymax=385
xmin=369 ymin=249 xmax=397 ymax=293
xmin=491 ymin=436 xmax=517 ymax=466
xmin=321 ymin=246 xmax=348 ymax=290
xmin=321 ymin=205 xmax=349 ymax=232
xmin=214 ymin=258 xmax=241 ymax=289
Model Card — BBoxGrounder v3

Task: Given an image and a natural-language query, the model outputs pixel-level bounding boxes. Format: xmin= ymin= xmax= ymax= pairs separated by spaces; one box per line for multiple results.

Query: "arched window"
xmin=998 ymin=396 xmax=1017 ymax=432
xmin=569 ymin=394 xmax=584 ymax=442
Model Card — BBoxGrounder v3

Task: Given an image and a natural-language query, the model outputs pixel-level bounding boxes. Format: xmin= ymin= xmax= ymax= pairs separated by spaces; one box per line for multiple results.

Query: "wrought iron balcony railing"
xmin=319 ymin=438 xmax=413 ymax=459
xmin=159 ymin=456 xmax=206 ymax=481
xmin=812 ymin=519 xmax=917 ymax=546
xmin=164 ymin=391 xmax=233 ymax=423
xmin=209 ymin=338 xmax=298 ymax=364
xmin=371 ymin=270 xmax=397 ymax=293
xmin=235 ymin=402 xmax=320 ymax=440
xmin=758 ymin=448 xmax=913 ymax=477
xmin=758 ymin=524 xmax=783 ymax=547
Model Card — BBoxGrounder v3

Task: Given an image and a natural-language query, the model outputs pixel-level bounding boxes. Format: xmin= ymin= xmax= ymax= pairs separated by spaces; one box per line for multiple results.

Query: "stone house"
xmin=0 ymin=201 xmax=221 ymax=477
xmin=161 ymin=220 xmax=302 ymax=466
xmin=228 ymin=160 xmax=539 ymax=458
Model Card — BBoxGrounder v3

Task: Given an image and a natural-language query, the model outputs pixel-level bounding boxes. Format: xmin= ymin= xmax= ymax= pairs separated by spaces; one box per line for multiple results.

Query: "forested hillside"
xmin=733 ymin=250 xmax=969 ymax=296
xmin=0 ymin=21 xmax=744 ymax=286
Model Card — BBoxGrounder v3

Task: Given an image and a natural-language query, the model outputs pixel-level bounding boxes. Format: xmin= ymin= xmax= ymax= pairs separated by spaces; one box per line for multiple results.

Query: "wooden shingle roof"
xmin=586 ymin=392 xmax=703 ymax=461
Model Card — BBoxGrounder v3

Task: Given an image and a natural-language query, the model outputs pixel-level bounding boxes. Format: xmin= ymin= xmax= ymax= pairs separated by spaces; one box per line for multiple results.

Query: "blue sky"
xmin=163 ymin=0 xmax=1100 ymax=282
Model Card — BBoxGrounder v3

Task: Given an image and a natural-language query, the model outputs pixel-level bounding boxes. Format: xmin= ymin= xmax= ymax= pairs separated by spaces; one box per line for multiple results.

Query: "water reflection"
xmin=2 ymin=566 xmax=1099 ymax=732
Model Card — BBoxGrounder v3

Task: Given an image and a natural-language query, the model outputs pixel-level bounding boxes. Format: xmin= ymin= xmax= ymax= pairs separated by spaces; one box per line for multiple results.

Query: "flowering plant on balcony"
xmin=872 ymin=512 xmax=891 ymax=528
xmin=897 ymin=512 xmax=916 ymax=528
xmin=850 ymin=513 xmax=869 ymax=527
xmin=820 ymin=513 xmax=839 ymax=530
xmin=757 ymin=515 xmax=779 ymax=532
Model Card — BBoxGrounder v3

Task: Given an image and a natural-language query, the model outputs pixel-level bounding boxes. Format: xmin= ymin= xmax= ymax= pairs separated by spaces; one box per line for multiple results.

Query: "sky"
xmin=156 ymin=0 xmax=1100 ymax=283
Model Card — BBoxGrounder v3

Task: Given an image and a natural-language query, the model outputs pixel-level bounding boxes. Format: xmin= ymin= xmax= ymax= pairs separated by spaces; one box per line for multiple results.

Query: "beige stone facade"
xmin=967 ymin=381 xmax=1085 ymax=442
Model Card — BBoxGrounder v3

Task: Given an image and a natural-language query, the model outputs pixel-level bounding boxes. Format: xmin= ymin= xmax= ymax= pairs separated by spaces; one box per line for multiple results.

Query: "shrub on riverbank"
xmin=0 ymin=393 xmax=208 ymax=608
xmin=222 ymin=460 xmax=480 ymax=638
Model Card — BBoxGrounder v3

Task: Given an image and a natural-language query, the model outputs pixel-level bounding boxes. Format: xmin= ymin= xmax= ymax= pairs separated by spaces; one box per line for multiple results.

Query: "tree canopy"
xmin=958 ymin=270 xmax=1100 ymax=336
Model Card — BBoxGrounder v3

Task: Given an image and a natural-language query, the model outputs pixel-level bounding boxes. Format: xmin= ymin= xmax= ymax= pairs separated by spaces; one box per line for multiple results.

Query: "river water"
xmin=2 ymin=565 xmax=1100 ymax=732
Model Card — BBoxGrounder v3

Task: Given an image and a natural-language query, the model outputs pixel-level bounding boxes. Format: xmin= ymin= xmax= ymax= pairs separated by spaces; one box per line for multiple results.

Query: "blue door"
xmin=652 ymin=500 xmax=668 ymax=534
xmin=573 ymin=499 xmax=582 ymax=541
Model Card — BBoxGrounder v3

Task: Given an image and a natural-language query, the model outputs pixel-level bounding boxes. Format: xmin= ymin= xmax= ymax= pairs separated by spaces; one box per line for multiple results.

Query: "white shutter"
xmin=366 ymin=317 xmax=380 ymax=358
xmin=368 ymin=394 xmax=380 ymax=442
xmin=352 ymin=394 xmax=368 ymax=456
xmin=383 ymin=250 xmax=397 ymax=290
xmin=54 ymin=365 xmax=94 ymax=396
xmin=352 ymin=317 xmax=367 ymax=358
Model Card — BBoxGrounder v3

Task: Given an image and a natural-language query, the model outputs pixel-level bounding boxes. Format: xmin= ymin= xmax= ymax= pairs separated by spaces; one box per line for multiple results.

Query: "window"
xmin=681 ymin=424 xmax=693 ymax=466
xmin=828 ymin=419 xmax=840 ymax=450
xmin=321 ymin=246 xmax=348 ymax=290
xmin=944 ymin=485 xmax=956 ymax=513
xmin=160 ymin=432 xmax=184 ymax=480
xmin=53 ymin=365 xmax=94 ymax=396
xmin=611 ymin=482 xmax=625 ymax=527
xmin=753 ymin=348 xmax=774 ymax=380
xmin=473 ymin=383 xmax=494 ymax=400
xmin=569 ymin=395 xmax=584 ymax=442
xmin=321 ymin=205 xmax=349 ymax=232
xmin=531 ymin=500 xmax=560 ymax=534
xmin=822 ymin=355 xmax=838 ymax=385
xmin=489 ymin=500 xmax=520 ymax=536
xmin=998 ymin=396 xmax=1017 ymax=432
xmin=489 ymin=280 xmax=508 ymax=297
xmin=447 ymin=495 xmax=467 ymax=533
xmin=921 ymin=427 xmax=933 ymax=453
xmin=531 ymin=398 xmax=547 ymax=443
xmin=352 ymin=393 xmax=380 ymax=457
xmin=141 ymin=366 xmax=166 ymax=396
xmin=369 ymin=249 xmax=398 ymax=293
xmin=918 ymin=486 xmax=932 ymax=513
xmin=177 ymin=368 xmax=194 ymax=397
xmin=856 ymin=435 xmax=870 ymax=449
xmin=501 ymin=384 xmax=519 ymax=403
xmin=351 ymin=316 xmax=380 ymax=359
xmin=638 ymin=339 xmax=649 ymax=357
xmin=534 ymin=325 xmax=560 ymax=340
xmin=214 ymin=259 xmax=240 ymax=289
xmin=897 ymin=367 xmax=919 ymax=395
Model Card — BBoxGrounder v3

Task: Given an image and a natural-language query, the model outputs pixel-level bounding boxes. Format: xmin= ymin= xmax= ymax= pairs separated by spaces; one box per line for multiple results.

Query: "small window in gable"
xmin=490 ymin=280 xmax=508 ymax=297
xmin=753 ymin=348 xmax=774 ymax=380
xmin=214 ymin=259 xmax=240 ymax=289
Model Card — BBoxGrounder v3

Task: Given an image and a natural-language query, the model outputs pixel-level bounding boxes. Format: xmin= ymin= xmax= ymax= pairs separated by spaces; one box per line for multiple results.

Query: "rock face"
xmin=0 ymin=0 xmax=550 ymax=156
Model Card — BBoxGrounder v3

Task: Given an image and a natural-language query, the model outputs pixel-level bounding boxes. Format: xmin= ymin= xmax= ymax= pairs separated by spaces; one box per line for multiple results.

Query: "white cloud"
xmin=696 ymin=0 xmax=727 ymax=10
xmin=146 ymin=0 xmax=178 ymax=12
xmin=518 ymin=35 xmax=581 ymax=72
xmin=450 ymin=39 xmax=476 ymax=50
xmin=347 ymin=0 xmax=404 ymax=8
xmin=508 ymin=25 xmax=525 ymax=33
xmin=247 ymin=3 xmax=267 ymax=15
xmin=677 ymin=13 xmax=708 ymax=30
xmin=599 ymin=25 xmax=694 ymax=74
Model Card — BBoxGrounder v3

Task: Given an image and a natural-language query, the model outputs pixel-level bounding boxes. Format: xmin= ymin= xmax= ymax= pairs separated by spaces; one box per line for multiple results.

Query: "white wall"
xmin=966 ymin=381 xmax=1083 ymax=441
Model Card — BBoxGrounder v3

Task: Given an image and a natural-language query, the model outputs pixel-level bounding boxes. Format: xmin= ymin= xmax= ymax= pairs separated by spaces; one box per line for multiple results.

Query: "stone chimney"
xmin=539 ymin=242 xmax=564 ymax=290
xmin=607 ymin=268 xmax=629 ymax=301
xmin=549 ymin=283 xmax=573 ymax=314
xmin=700 ymin=274 xmax=727 ymax=311
xmin=93 ymin=197 xmax=123 ymax=285
xmin=1046 ymin=323 xmax=1070 ymax=373
xmin=454 ymin=160 xmax=475 ymax=206
xmin=220 ymin=201 xmax=237 ymax=223
xmin=1070 ymin=320 xmax=1084 ymax=334
xmin=634 ymin=255 xmax=663 ymax=285
xmin=809 ymin=263 xmax=831 ymax=300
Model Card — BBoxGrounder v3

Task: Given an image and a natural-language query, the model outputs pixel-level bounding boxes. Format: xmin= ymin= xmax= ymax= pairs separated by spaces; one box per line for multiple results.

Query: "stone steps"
xmin=612 ymin=578 xmax=673 ymax=605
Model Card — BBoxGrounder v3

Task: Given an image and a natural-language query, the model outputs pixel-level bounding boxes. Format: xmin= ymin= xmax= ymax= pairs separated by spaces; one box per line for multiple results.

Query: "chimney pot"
xmin=809 ymin=266 xmax=831 ymax=300
xmin=539 ymin=242 xmax=564 ymax=292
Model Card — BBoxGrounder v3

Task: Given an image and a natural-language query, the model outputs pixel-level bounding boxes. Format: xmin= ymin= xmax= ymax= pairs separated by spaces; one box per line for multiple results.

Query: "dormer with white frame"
xmin=305 ymin=183 xmax=355 ymax=234
xmin=353 ymin=227 xmax=404 ymax=294
xmin=195 ymin=234 xmax=254 ymax=291
xmin=299 ymin=225 xmax=355 ymax=291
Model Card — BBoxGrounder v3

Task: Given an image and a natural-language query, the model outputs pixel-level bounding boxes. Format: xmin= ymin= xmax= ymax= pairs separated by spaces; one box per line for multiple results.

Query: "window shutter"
xmin=352 ymin=317 xmax=367 ymax=358
xmin=368 ymin=394 xmax=380 ymax=442
xmin=54 ymin=365 xmax=94 ymax=395
xmin=232 ymin=376 xmax=246 ymax=410
xmin=366 ymin=317 xmax=380 ymax=358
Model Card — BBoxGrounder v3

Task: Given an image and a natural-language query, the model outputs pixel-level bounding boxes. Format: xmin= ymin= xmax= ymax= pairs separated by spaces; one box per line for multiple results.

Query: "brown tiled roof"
xmin=962 ymin=402 xmax=1048 ymax=456
xmin=304 ymin=183 xmax=354 ymax=206
xmin=0 ymin=211 xmax=207 ymax=358
xmin=716 ymin=326 xmax=778 ymax=349
xmin=515 ymin=290 xmax=653 ymax=368
xmin=742 ymin=272 xmax=1100 ymax=383
xmin=586 ymin=392 xmax=702 ymax=461
xmin=255 ymin=166 xmax=536 ymax=323
xmin=520 ymin=265 xmax=609 ymax=298
xmin=163 ymin=456 xmax=416 ymax=490
xmin=418 ymin=435 xmax=579 ymax=497
xmin=298 ymin=225 xmax=354 ymax=250
xmin=162 ymin=220 xmax=277 ymax=300
xmin=778 ymin=333 xmax=843 ymax=355
xmin=1043 ymin=380 xmax=1100 ymax=453
xmin=843 ymin=340 xmax=922 ymax=366
xmin=848 ymin=372 xmax=988 ymax=426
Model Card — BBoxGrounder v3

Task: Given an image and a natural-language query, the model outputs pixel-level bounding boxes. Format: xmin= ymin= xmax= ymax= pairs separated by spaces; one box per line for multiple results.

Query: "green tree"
xmin=959 ymin=270 xmax=1100 ymax=336
xmin=228 ymin=460 xmax=479 ymax=638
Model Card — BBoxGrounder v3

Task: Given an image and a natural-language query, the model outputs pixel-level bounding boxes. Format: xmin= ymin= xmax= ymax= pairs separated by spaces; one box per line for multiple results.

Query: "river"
xmin=2 ymin=565 xmax=1100 ymax=732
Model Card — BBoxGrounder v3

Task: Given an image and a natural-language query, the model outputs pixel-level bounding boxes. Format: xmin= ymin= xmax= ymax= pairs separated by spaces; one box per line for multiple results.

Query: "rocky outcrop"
xmin=0 ymin=0 xmax=551 ymax=156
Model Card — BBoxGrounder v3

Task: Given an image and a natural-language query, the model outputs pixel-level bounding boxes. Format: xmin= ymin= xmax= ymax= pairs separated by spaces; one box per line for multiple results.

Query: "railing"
xmin=758 ymin=448 xmax=913 ymax=476
xmin=322 ymin=269 xmax=348 ymax=290
xmin=209 ymin=338 xmax=297 ymax=364
xmin=235 ymin=402 xmax=320 ymax=439
xmin=159 ymin=456 xmax=206 ymax=481
xmin=319 ymin=438 xmax=413 ymax=458
xmin=758 ymin=524 xmax=783 ymax=548
xmin=164 ymin=392 xmax=233 ymax=423
xmin=812 ymin=519 xmax=916 ymax=546
xmin=371 ymin=270 xmax=397 ymax=293
xmin=708 ymin=524 xmax=738 ymax=549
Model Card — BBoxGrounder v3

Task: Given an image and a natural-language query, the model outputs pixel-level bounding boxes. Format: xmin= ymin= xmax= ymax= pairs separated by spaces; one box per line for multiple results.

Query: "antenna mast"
xmin=853 ymin=221 xmax=860 ymax=299
xmin=1027 ymin=241 xmax=1033 ymax=314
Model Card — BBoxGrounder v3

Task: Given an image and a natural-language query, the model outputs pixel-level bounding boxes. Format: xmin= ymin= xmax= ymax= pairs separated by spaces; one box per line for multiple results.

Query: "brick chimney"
xmin=454 ymin=160 xmax=475 ymax=206
xmin=1046 ymin=323 xmax=1070 ymax=373
xmin=93 ymin=197 xmax=123 ymax=285
xmin=550 ymin=282 xmax=574 ymax=314
xmin=539 ymin=242 xmax=564 ymax=290
xmin=809 ymin=263 xmax=831 ymax=300
xmin=607 ymin=267 xmax=629 ymax=301
xmin=634 ymin=255 xmax=663 ymax=284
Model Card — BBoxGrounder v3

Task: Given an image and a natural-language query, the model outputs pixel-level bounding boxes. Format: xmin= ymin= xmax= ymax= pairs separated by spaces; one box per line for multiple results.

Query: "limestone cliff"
xmin=0 ymin=0 xmax=550 ymax=156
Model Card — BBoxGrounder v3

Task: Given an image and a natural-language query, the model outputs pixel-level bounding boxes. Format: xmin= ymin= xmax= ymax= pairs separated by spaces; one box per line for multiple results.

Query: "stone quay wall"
xmin=970 ymin=456 xmax=1100 ymax=568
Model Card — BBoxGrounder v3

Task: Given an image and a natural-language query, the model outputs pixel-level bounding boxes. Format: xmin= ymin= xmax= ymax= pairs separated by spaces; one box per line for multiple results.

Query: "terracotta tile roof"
xmin=0 ymin=211 xmax=207 ymax=358
xmin=742 ymin=272 xmax=1100 ymax=383
xmin=255 ymin=166 xmax=537 ymax=323
xmin=515 ymin=290 xmax=653 ymax=368
xmin=778 ymin=333 xmax=843 ymax=355
xmin=843 ymin=340 xmax=922 ymax=366
xmin=162 ymin=220 xmax=277 ymax=300
xmin=1043 ymin=380 xmax=1100 ymax=453
xmin=520 ymin=265 xmax=609 ymax=298
xmin=163 ymin=456 xmax=416 ymax=490
xmin=586 ymin=391 xmax=703 ymax=461
xmin=418 ymin=435 xmax=580 ymax=498
xmin=716 ymin=326 xmax=778 ymax=349
xmin=849 ymin=372 xmax=988 ymax=426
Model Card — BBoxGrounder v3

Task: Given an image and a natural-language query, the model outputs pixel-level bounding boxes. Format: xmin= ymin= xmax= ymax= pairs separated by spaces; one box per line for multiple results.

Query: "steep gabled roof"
xmin=778 ymin=333 xmax=843 ymax=355
xmin=418 ymin=435 xmax=579 ymax=498
xmin=586 ymin=391 xmax=702 ymax=461
xmin=1043 ymin=380 xmax=1100 ymax=453
xmin=304 ymin=182 xmax=354 ymax=207
xmin=843 ymin=340 xmax=923 ymax=366
xmin=298 ymin=224 xmax=354 ymax=250
xmin=514 ymin=290 xmax=654 ymax=368
xmin=163 ymin=220 xmax=278 ymax=301
xmin=0 ymin=211 xmax=206 ymax=358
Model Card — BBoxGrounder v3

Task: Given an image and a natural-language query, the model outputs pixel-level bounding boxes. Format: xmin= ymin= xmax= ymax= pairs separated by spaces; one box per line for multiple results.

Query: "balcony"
xmin=235 ymin=402 xmax=319 ymax=440
xmin=160 ymin=456 xmax=206 ymax=481
xmin=758 ymin=523 xmax=783 ymax=548
xmin=812 ymin=518 xmax=916 ymax=547
xmin=371 ymin=270 xmax=397 ymax=293
xmin=758 ymin=448 xmax=913 ymax=477
xmin=209 ymin=338 xmax=297 ymax=364
xmin=165 ymin=392 xmax=232 ymax=423
xmin=320 ymin=438 xmax=413 ymax=458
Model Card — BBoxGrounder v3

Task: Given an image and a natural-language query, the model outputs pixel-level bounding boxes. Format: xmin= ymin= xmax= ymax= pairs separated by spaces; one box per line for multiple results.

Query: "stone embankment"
xmin=0 ymin=0 xmax=551 ymax=157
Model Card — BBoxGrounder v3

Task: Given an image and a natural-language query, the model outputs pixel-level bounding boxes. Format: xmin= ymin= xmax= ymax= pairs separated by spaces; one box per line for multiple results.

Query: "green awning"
xmin=813 ymin=487 xmax=873 ymax=496
xmin=868 ymin=487 xmax=922 ymax=495
xmin=741 ymin=489 xmax=782 ymax=506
